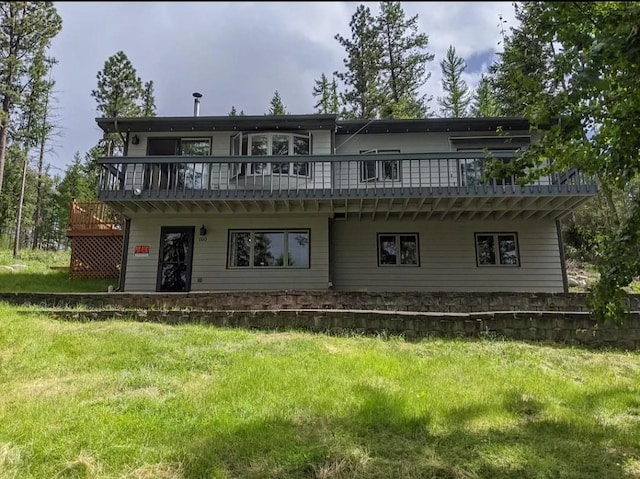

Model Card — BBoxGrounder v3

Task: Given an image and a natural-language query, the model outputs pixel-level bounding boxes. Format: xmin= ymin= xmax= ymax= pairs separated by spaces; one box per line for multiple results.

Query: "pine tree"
xmin=268 ymin=91 xmax=287 ymax=115
xmin=0 ymin=2 xmax=62 ymax=197
xmin=13 ymin=50 xmax=55 ymax=257
xmin=487 ymin=4 xmax=550 ymax=117
xmin=141 ymin=81 xmax=156 ymax=117
xmin=91 ymin=51 xmax=155 ymax=156
xmin=52 ymin=151 xmax=97 ymax=244
xmin=377 ymin=1 xmax=434 ymax=118
xmin=335 ymin=5 xmax=383 ymax=119
xmin=312 ymin=73 xmax=340 ymax=115
xmin=471 ymin=75 xmax=500 ymax=117
xmin=438 ymin=45 xmax=471 ymax=117
xmin=312 ymin=73 xmax=330 ymax=113
xmin=329 ymin=76 xmax=340 ymax=116
xmin=228 ymin=106 xmax=246 ymax=116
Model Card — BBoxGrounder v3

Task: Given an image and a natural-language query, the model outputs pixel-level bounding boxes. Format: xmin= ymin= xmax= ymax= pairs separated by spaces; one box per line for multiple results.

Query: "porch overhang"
xmin=101 ymin=190 xmax=594 ymax=222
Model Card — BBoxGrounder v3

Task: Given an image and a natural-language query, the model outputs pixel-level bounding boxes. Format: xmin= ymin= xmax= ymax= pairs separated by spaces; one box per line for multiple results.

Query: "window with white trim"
xmin=475 ymin=233 xmax=520 ymax=266
xmin=360 ymin=149 xmax=401 ymax=182
xmin=229 ymin=132 xmax=311 ymax=179
xmin=377 ymin=233 xmax=419 ymax=266
xmin=228 ymin=230 xmax=310 ymax=268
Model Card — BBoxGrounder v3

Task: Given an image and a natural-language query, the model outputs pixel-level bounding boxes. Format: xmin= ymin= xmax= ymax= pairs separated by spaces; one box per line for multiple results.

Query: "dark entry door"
xmin=156 ymin=227 xmax=194 ymax=292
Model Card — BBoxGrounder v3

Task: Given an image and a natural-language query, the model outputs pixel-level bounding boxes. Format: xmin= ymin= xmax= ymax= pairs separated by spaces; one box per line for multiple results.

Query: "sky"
xmin=46 ymin=1 xmax=517 ymax=173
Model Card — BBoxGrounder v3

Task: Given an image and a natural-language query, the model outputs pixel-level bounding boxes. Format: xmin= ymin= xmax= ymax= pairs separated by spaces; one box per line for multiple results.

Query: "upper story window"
xmin=230 ymin=132 xmax=311 ymax=178
xmin=145 ymin=137 xmax=212 ymax=190
xmin=360 ymin=149 xmax=401 ymax=182
xmin=147 ymin=137 xmax=212 ymax=156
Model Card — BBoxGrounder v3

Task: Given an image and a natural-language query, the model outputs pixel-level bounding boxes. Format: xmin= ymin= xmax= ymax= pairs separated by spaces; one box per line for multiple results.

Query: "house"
xmin=96 ymin=112 xmax=597 ymax=293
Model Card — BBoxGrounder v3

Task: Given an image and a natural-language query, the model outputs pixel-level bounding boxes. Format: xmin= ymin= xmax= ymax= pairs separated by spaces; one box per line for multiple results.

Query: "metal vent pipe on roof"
xmin=192 ymin=92 xmax=202 ymax=117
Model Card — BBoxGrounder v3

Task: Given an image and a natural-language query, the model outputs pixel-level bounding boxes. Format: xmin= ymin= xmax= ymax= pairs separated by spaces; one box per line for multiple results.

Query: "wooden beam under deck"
xmin=103 ymin=191 xmax=595 ymax=222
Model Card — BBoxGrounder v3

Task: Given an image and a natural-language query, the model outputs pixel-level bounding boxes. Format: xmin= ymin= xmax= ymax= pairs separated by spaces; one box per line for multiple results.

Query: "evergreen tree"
xmin=487 ymin=4 xmax=550 ymax=117
xmin=13 ymin=49 xmax=55 ymax=257
xmin=140 ymin=81 xmax=156 ymax=117
xmin=268 ymin=90 xmax=287 ymax=115
xmin=377 ymin=1 xmax=434 ymax=118
xmin=52 ymin=151 xmax=97 ymax=244
xmin=91 ymin=51 xmax=155 ymax=156
xmin=228 ymin=106 xmax=245 ymax=116
xmin=0 ymin=1 xmax=62 ymax=197
xmin=335 ymin=4 xmax=383 ymax=119
xmin=329 ymin=76 xmax=340 ymax=116
xmin=312 ymin=73 xmax=340 ymax=115
xmin=471 ymin=75 xmax=500 ymax=117
xmin=438 ymin=45 xmax=471 ymax=117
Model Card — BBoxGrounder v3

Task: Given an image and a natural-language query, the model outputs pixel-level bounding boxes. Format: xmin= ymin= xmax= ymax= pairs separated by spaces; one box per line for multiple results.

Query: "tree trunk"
xmin=0 ymin=122 xmax=8 ymax=196
xmin=13 ymin=149 xmax=29 ymax=258
xmin=32 ymin=136 xmax=46 ymax=249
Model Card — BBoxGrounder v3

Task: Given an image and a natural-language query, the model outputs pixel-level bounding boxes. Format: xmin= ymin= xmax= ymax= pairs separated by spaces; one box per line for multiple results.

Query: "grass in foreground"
xmin=0 ymin=249 xmax=113 ymax=292
xmin=1 ymin=304 xmax=639 ymax=478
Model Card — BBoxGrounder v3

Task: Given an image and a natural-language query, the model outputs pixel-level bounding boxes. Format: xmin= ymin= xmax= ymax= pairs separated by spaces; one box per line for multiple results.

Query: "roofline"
xmin=95 ymin=115 xmax=534 ymax=134
xmin=336 ymin=117 xmax=532 ymax=134
xmin=96 ymin=114 xmax=338 ymax=133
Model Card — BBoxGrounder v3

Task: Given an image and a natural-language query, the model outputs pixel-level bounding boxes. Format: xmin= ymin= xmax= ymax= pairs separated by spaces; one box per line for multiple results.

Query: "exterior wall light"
xmin=131 ymin=134 xmax=140 ymax=145
xmin=200 ymin=225 xmax=207 ymax=236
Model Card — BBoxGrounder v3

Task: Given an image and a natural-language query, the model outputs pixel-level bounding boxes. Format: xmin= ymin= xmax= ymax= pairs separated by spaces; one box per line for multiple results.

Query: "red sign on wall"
xmin=134 ymin=245 xmax=150 ymax=257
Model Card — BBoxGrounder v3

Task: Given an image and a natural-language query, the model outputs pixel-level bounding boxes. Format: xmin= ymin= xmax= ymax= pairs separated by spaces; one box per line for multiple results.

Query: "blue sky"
xmin=46 ymin=1 xmax=517 ymax=174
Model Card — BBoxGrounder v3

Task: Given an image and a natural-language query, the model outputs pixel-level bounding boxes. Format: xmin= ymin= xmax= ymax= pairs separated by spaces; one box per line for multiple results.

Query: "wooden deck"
xmin=67 ymin=200 xmax=125 ymax=237
xmin=67 ymin=200 xmax=124 ymax=279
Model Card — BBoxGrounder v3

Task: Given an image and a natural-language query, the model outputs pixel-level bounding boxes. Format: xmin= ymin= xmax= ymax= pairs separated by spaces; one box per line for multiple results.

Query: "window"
xmin=228 ymin=230 xmax=310 ymax=268
xmin=178 ymin=138 xmax=211 ymax=189
xmin=229 ymin=132 xmax=311 ymax=179
xmin=457 ymin=148 xmax=520 ymax=187
xmin=377 ymin=233 xmax=419 ymax=266
xmin=360 ymin=149 xmax=401 ymax=182
xmin=145 ymin=137 xmax=211 ymax=190
xmin=475 ymin=233 xmax=519 ymax=266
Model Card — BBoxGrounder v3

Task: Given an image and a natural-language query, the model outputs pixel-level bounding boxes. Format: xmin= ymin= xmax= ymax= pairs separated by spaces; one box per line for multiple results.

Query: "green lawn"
xmin=0 ymin=249 xmax=113 ymax=292
xmin=1 ymin=304 xmax=639 ymax=478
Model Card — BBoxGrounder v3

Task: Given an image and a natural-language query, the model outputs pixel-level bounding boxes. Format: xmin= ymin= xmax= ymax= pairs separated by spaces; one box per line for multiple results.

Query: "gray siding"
xmin=332 ymin=130 xmax=550 ymax=189
xmin=123 ymin=130 xmax=333 ymax=191
xmin=332 ymin=219 xmax=563 ymax=292
xmin=334 ymin=131 xmax=533 ymax=154
xmin=124 ymin=214 xmax=330 ymax=292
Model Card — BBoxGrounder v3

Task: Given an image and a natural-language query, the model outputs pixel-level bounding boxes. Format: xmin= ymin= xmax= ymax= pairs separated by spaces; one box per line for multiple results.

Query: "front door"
xmin=156 ymin=226 xmax=194 ymax=292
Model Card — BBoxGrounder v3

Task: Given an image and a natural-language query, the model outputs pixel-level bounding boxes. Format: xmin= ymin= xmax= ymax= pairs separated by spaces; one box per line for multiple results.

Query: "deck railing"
xmin=98 ymin=152 xmax=597 ymax=200
xmin=67 ymin=200 xmax=125 ymax=234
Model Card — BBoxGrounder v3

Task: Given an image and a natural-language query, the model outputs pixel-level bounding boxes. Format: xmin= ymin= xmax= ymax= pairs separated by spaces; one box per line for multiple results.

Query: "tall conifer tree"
xmin=377 ymin=1 xmax=434 ymax=118
xmin=0 ymin=1 xmax=61 ymax=196
xmin=312 ymin=73 xmax=340 ymax=115
xmin=268 ymin=91 xmax=287 ymax=115
xmin=438 ymin=45 xmax=471 ymax=117
xmin=471 ymin=75 xmax=500 ymax=117
xmin=335 ymin=5 xmax=383 ymax=119
xmin=91 ymin=51 xmax=155 ymax=156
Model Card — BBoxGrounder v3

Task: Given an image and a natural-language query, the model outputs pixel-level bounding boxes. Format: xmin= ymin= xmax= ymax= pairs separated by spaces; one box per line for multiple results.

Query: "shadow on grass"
xmin=175 ymin=385 xmax=638 ymax=479
xmin=0 ymin=271 xmax=113 ymax=293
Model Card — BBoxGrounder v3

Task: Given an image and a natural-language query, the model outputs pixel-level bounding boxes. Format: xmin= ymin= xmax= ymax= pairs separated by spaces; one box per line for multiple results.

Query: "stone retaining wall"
xmin=2 ymin=291 xmax=640 ymax=312
xmin=48 ymin=308 xmax=640 ymax=350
